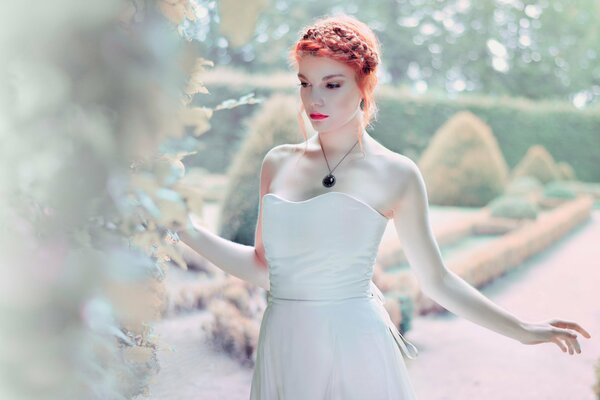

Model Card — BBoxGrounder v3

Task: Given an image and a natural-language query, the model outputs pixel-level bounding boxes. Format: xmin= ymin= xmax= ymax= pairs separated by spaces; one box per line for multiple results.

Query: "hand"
xmin=519 ymin=318 xmax=592 ymax=355
xmin=167 ymin=212 xmax=204 ymax=234
xmin=163 ymin=229 xmax=180 ymax=245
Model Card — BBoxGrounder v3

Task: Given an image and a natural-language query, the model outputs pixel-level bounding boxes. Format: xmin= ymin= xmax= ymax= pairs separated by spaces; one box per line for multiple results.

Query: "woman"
xmin=175 ymin=14 xmax=591 ymax=400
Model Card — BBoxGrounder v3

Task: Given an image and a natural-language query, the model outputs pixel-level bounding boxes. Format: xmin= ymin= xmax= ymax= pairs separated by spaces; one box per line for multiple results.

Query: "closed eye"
xmin=298 ymin=82 xmax=341 ymax=89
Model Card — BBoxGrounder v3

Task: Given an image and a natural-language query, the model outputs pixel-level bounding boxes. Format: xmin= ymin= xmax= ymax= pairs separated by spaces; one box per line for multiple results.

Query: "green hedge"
xmin=190 ymin=74 xmax=600 ymax=182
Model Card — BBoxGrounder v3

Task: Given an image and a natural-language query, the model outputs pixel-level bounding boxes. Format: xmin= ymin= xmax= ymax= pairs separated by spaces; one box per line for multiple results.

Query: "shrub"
xmin=556 ymin=161 xmax=577 ymax=180
xmin=511 ymin=144 xmax=561 ymax=184
xmin=202 ymin=299 xmax=261 ymax=365
xmin=504 ymin=175 xmax=543 ymax=197
xmin=199 ymin=277 xmax=267 ymax=365
xmin=593 ymin=357 xmax=600 ymax=399
xmin=196 ymin=67 xmax=600 ymax=182
xmin=543 ymin=181 xmax=577 ymax=199
xmin=488 ymin=194 xmax=539 ymax=220
xmin=418 ymin=110 xmax=509 ymax=207
xmin=397 ymin=294 xmax=415 ymax=334
xmin=218 ymin=93 xmax=302 ymax=244
xmin=382 ymin=291 xmax=415 ymax=335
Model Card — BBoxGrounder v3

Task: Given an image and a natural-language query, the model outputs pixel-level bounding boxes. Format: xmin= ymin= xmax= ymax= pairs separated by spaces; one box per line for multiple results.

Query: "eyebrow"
xmin=297 ymin=73 xmax=346 ymax=80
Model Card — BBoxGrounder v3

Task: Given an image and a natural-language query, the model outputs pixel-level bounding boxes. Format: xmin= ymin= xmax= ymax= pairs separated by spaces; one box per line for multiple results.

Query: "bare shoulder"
xmin=387 ymin=152 xmax=420 ymax=177
xmin=382 ymin=151 xmax=425 ymax=207
xmin=262 ymin=143 xmax=296 ymax=172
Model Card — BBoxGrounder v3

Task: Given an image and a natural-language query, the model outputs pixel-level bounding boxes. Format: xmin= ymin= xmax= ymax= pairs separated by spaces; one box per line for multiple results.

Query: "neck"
xmin=313 ymin=116 xmax=367 ymax=159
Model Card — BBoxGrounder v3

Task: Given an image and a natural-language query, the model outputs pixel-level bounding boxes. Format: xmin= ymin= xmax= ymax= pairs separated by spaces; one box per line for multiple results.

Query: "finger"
xmin=552 ymin=320 xmax=592 ymax=338
xmin=551 ymin=327 xmax=575 ymax=345
xmin=569 ymin=337 xmax=581 ymax=354
xmin=565 ymin=339 xmax=574 ymax=355
xmin=565 ymin=336 xmax=581 ymax=355
xmin=550 ymin=337 xmax=567 ymax=353
xmin=573 ymin=324 xmax=592 ymax=339
xmin=555 ymin=327 xmax=578 ymax=341
xmin=560 ymin=337 xmax=574 ymax=355
xmin=561 ymin=332 xmax=577 ymax=355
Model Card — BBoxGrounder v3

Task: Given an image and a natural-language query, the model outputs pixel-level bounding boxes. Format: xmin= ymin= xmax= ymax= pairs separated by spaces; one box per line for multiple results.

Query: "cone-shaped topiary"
xmin=418 ymin=110 xmax=509 ymax=207
xmin=219 ymin=93 xmax=303 ymax=244
xmin=556 ymin=161 xmax=577 ymax=180
xmin=511 ymin=144 xmax=561 ymax=184
xmin=504 ymin=175 xmax=543 ymax=197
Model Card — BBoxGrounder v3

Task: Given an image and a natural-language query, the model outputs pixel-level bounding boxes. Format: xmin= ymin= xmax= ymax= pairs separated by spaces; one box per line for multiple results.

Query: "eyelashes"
xmin=298 ymin=82 xmax=341 ymax=89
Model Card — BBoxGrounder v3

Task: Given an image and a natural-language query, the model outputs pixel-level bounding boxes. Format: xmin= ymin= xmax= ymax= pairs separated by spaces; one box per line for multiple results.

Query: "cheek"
xmin=332 ymin=91 xmax=358 ymax=113
xmin=341 ymin=92 xmax=358 ymax=109
xmin=300 ymin=91 xmax=309 ymax=104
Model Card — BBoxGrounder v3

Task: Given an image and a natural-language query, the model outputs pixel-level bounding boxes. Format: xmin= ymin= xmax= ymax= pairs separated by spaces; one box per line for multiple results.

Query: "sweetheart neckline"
xmin=262 ymin=191 xmax=389 ymax=222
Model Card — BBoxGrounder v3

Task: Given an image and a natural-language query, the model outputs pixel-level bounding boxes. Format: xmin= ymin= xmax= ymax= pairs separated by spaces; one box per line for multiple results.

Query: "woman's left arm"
xmin=390 ymin=157 xmax=591 ymax=354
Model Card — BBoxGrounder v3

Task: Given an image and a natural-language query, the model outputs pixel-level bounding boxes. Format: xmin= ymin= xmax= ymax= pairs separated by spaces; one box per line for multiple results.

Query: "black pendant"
xmin=322 ymin=174 xmax=336 ymax=187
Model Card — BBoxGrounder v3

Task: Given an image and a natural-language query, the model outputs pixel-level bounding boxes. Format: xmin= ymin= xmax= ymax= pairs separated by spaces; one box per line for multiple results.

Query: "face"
xmin=297 ymin=55 xmax=363 ymax=133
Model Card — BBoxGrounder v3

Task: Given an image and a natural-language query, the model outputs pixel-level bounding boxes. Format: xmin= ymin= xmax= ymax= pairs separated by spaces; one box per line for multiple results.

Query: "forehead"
xmin=297 ymin=56 xmax=354 ymax=80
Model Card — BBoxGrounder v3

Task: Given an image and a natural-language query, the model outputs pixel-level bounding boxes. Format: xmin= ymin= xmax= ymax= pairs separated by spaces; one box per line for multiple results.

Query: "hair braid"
xmin=301 ymin=23 xmax=379 ymax=75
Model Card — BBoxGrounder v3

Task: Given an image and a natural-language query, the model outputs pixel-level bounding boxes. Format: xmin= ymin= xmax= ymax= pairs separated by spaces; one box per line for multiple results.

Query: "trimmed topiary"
xmin=504 ymin=175 xmax=543 ymax=197
xmin=511 ymin=144 xmax=561 ymax=184
xmin=556 ymin=161 xmax=577 ymax=180
xmin=418 ymin=110 xmax=509 ymax=207
xmin=219 ymin=93 xmax=303 ymax=244
xmin=488 ymin=194 xmax=539 ymax=220
xmin=543 ymin=181 xmax=577 ymax=200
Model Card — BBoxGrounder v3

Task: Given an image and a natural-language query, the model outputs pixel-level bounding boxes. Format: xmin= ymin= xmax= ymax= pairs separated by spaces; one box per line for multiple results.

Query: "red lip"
xmin=310 ymin=113 xmax=329 ymax=120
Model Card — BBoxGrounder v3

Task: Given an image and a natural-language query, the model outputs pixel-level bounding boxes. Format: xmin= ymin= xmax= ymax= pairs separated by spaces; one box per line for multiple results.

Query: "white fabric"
xmin=250 ymin=191 xmax=419 ymax=400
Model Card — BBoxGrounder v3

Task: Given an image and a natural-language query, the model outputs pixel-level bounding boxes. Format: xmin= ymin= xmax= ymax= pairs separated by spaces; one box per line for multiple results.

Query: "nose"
xmin=309 ymin=90 xmax=324 ymax=108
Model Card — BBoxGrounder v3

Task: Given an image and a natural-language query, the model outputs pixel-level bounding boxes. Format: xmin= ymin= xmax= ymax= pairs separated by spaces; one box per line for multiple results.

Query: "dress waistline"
xmin=266 ymin=282 xmax=419 ymax=360
xmin=267 ymin=292 xmax=372 ymax=304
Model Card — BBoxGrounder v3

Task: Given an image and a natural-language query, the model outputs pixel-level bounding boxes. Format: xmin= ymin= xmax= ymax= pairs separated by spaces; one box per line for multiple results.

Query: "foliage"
xmin=397 ymin=294 xmax=415 ymax=335
xmin=190 ymin=0 xmax=600 ymax=105
xmin=218 ymin=93 xmax=302 ymax=245
xmin=488 ymin=194 xmax=539 ymax=220
xmin=200 ymin=278 xmax=267 ymax=365
xmin=0 ymin=0 xmax=225 ymax=398
xmin=556 ymin=161 xmax=577 ymax=180
xmin=504 ymin=176 xmax=544 ymax=197
xmin=218 ymin=0 xmax=270 ymax=47
xmin=190 ymin=72 xmax=600 ymax=182
xmin=594 ymin=357 xmax=600 ymax=399
xmin=418 ymin=110 xmax=509 ymax=207
xmin=511 ymin=144 xmax=561 ymax=184
xmin=543 ymin=181 xmax=577 ymax=200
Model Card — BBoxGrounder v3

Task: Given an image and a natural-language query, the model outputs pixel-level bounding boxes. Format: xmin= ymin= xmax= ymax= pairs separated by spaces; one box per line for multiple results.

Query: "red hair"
xmin=288 ymin=14 xmax=382 ymax=156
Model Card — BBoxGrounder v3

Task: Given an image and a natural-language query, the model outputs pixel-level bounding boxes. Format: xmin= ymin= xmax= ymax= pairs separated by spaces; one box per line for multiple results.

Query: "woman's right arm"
xmin=176 ymin=147 xmax=281 ymax=291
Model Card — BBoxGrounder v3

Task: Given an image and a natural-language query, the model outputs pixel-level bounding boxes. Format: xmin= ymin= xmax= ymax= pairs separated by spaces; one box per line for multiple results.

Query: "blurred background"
xmin=1 ymin=0 xmax=599 ymax=399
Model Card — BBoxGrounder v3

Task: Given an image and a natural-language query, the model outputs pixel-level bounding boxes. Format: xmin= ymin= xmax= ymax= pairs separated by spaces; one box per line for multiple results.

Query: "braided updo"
xmin=288 ymin=14 xmax=382 ymax=156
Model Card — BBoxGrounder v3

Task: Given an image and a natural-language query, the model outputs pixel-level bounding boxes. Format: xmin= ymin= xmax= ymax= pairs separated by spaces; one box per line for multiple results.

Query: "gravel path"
xmin=408 ymin=209 xmax=600 ymax=399
xmin=139 ymin=210 xmax=600 ymax=400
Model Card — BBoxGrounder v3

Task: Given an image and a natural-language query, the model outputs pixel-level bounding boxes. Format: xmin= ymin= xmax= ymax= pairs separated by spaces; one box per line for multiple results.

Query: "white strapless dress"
xmin=250 ymin=191 xmax=419 ymax=400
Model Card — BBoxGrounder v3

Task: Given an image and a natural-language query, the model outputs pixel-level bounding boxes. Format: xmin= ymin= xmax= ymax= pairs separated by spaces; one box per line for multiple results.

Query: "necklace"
xmin=319 ymin=132 xmax=363 ymax=188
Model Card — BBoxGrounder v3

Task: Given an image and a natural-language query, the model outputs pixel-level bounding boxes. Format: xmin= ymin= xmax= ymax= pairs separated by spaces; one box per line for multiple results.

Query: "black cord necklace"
xmin=319 ymin=132 xmax=363 ymax=188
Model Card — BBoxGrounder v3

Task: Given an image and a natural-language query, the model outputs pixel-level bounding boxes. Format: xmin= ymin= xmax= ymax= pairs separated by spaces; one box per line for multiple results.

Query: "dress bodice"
xmin=260 ymin=191 xmax=420 ymax=360
xmin=261 ymin=191 xmax=389 ymax=301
